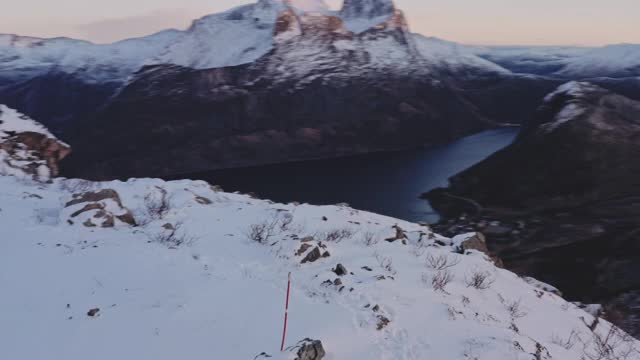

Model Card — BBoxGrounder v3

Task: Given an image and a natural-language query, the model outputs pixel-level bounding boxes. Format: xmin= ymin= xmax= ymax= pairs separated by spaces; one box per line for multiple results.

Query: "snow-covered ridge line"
xmin=0 ymin=0 xmax=505 ymax=85
xmin=1 ymin=170 xmax=638 ymax=359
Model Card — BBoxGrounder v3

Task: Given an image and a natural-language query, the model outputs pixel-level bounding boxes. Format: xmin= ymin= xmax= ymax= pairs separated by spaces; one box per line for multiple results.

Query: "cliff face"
xmin=0 ymin=105 xmax=71 ymax=180
xmin=425 ymin=82 xmax=640 ymax=335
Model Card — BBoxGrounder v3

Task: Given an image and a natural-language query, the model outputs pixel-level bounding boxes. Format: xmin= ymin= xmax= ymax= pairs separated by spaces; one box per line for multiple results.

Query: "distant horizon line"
xmin=3 ymin=29 xmax=636 ymax=49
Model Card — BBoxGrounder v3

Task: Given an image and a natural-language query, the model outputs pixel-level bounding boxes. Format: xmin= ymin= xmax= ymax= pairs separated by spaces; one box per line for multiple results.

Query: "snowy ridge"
xmin=148 ymin=0 xmax=286 ymax=70
xmin=414 ymin=36 xmax=510 ymax=74
xmin=556 ymin=44 xmax=640 ymax=78
xmin=474 ymin=44 xmax=640 ymax=78
xmin=1 ymin=172 xmax=639 ymax=359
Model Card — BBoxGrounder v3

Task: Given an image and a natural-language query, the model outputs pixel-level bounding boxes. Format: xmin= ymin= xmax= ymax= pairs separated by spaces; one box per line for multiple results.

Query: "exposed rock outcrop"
xmin=293 ymin=338 xmax=325 ymax=360
xmin=63 ymin=189 xmax=136 ymax=228
xmin=0 ymin=105 xmax=71 ymax=180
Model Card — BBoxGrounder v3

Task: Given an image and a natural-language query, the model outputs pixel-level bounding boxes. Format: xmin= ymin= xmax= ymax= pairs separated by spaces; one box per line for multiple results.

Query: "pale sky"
xmin=1 ymin=0 xmax=639 ymax=46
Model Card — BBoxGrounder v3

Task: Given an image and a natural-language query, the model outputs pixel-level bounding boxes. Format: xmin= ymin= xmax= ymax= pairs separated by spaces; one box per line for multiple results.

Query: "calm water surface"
xmin=184 ymin=128 xmax=518 ymax=223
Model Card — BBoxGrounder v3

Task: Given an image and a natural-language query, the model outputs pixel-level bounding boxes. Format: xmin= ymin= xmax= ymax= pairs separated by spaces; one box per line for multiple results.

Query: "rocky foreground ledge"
xmin=0 ymin=105 xmax=70 ymax=180
xmin=423 ymin=82 xmax=640 ymax=337
xmin=1 ymin=103 xmax=640 ymax=359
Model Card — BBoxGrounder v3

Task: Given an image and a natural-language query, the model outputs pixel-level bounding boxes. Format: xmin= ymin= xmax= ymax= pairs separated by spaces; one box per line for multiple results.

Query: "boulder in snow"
xmin=64 ymin=189 xmax=136 ymax=228
xmin=292 ymin=338 xmax=325 ymax=360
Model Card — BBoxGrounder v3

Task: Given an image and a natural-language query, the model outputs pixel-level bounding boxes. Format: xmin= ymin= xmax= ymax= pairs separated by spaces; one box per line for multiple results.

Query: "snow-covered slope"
xmin=475 ymin=44 xmax=640 ymax=78
xmin=148 ymin=0 xmax=286 ymax=71
xmin=556 ymin=44 xmax=640 ymax=78
xmin=0 ymin=105 xmax=70 ymax=179
xmin=414 ymin=36 xmax=510 ymax=75
xmin=1 ymin=172 xmax=639 ymax=359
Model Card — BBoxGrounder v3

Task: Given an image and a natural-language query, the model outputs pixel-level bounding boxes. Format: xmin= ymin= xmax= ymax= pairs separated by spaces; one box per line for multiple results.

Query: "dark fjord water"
xmin=185 ymin=128 xmax=519 ymax=224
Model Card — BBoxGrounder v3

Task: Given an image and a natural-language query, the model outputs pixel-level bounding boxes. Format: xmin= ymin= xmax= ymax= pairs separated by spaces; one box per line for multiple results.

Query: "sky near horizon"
xmin=1 ymin=0 xmax=639 ymax=46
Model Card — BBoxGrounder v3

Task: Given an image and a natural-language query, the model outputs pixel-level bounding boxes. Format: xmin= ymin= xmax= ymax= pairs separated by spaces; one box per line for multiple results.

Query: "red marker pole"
xmin=280 ymin=272 xmax=292 ymax=352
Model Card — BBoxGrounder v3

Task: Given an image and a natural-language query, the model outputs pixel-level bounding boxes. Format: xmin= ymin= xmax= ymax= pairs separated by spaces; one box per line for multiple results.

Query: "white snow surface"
xmin=1 ymin=174 xmax=638 ymax=359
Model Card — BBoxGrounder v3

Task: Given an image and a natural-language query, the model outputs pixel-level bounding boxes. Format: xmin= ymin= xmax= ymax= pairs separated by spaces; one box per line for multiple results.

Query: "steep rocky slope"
xmin=424 ymin=82 xmax=640 ymax=336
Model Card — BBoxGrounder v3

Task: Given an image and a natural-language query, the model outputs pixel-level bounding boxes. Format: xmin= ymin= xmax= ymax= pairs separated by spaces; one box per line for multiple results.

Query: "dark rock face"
xmin=301 ymin=247 xmax=322 ymax=263
xmin=0 ymin=72 xmax=117 ymax=135
xmin=424 ymin=82 xmax=640 ymax=336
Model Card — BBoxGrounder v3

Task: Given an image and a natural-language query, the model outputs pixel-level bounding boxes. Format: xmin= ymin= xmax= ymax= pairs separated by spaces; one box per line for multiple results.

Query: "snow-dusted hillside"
xmin=475 ymin=44 xmax=640 ymax=78
xmin=1 ymin=172 xmax=639 ymax=359
xmin=414 ymin=36 xmax=509 ymax=75
xmin=556 ymin=44 xmax=640 ymax=78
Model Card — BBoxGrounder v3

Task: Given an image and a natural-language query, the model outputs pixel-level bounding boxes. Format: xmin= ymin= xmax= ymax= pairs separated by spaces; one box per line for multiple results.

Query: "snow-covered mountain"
xmin=2 ymin=116 xmax=639 ymax=358
xmin=58 ymin=1 xmax=518 ymax=179
xmin=0 ymin=0 xmax=505 ymax=87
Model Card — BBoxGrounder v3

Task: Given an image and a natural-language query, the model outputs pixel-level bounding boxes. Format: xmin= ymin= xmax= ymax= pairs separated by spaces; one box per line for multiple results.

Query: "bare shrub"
xmin=411 ymin=240 xmax=428 ymax=257
xmin=321 ymin=227 xmax=355 ymax=243
xmin=551 ymin=329 xmax=581 ymax=350
xmin=278 ymin=212 xmax=294 ymax=232
xmin=432 ymin=270 xmax=454 ymax=293
xmin=425 ymin=252 xmax=461 ymax=271
xmin=582 ymin=326 xmax=638 ymax=360
xmin=59 ymin=179 xmax=95 ymax=193
xmin=504 ymin=299 xmax=527 ymax=319
xmin=150 ymin=222 xmax=198 ymax=247
xmin=375 ymin=252 xmax=396 ymax=275
xmin=245 ymin=215 xmax=281 ymax=244
xmin=361 ymin=231 xmax=380 ymax=246
xmin=144 ymin=187 xmax=171 ymax=221
xmin=465 ymin=270 xmax=495 ymax=290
